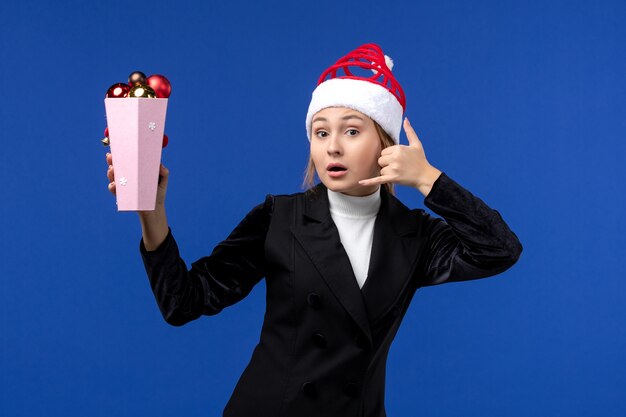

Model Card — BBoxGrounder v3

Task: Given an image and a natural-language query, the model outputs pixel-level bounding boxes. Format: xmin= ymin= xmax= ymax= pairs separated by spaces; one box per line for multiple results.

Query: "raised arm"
xmin=418 ymin=172 xmax=523 ymax=286
xmin=356 ymin=118 xmax=522 ymax=286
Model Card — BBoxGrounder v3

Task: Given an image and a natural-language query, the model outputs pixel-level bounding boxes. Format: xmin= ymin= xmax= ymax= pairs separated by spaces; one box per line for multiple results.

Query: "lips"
xmin=326 ymin=162 xmax=348 ymax=178
xmin=326 ymin=163 xmax=347 ymax=172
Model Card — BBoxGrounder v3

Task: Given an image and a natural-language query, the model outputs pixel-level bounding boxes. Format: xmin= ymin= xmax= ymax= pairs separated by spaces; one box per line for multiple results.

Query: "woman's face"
xmin=310 ymin=107 xmax=382 ymax=196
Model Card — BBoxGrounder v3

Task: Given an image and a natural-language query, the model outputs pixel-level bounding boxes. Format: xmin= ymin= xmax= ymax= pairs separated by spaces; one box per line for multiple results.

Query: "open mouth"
xmin=327 ymin=164 xmax=348 ymax=178
xmin=327 ymin=163 xmax=347 ymax=172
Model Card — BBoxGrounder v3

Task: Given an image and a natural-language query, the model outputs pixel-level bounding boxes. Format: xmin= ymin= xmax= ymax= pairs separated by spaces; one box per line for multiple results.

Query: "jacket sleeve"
xmin=417 ymin=172 xmax=523 ymax=286
xmin=139 ymin=194 xmax=274 ymax=326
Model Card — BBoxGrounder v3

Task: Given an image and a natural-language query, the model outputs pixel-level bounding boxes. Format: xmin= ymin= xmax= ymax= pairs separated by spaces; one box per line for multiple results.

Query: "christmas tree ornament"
xmin=105 ymin=83 xmax=130 ymax=98
xmin=101 ymin=126 xmax=110 ymax=146
xmin=162 ymin=133 xmax=168 ymax=148
xmin=146 ymin=74 xmax=172 ymax=98
xmin=128 ymin=84 xmax=156 ymax=98
xmin=128 ymin=71 xmax=147 ymax=85
xmin=104 ymin=71 xmax=169 ymax=210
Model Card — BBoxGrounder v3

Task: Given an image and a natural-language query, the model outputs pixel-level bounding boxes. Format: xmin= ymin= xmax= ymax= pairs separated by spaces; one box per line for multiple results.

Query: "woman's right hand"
xmin=105 ymin=152 xmax=170 ymax=208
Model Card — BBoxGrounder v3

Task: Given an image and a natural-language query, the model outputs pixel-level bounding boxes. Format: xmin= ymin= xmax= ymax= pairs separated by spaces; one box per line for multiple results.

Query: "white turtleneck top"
xmin=327 ymin=187 xmax=381 ymax=289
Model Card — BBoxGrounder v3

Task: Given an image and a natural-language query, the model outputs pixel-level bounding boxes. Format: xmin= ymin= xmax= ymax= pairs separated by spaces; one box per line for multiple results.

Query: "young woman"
xmin=105 ymin=44 xmax=522 ymax=417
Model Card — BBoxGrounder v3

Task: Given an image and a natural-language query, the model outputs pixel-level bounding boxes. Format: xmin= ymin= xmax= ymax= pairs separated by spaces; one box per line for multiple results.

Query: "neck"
xmin=327 ymin=187 xmax=381 ymax=218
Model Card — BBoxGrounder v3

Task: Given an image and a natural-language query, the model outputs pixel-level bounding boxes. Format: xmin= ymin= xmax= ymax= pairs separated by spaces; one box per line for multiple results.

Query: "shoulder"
xmin=381 ymin=186 xmax=428 ymax=220
xmin=263 ymin=183 xmax=326 ymax=214
xmin=377 ymin=187 xmax=442 ymax=239
xmin=269 ymin=184 xmax=323 ymax=200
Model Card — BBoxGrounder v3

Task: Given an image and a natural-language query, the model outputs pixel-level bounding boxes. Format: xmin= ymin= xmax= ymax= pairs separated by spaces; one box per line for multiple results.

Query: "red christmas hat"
xmin=305 ymin=43 xmax=406 ymax=143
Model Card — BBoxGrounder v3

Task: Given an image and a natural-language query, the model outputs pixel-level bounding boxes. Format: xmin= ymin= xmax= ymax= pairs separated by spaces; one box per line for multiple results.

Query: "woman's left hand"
xmin=359 ymin=118 xmax=442 ymax=196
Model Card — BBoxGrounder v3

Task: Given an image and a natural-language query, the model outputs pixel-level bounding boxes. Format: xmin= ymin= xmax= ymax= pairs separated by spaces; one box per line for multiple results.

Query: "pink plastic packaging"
xmin=104 ymin=98 xmax=168 ymax=211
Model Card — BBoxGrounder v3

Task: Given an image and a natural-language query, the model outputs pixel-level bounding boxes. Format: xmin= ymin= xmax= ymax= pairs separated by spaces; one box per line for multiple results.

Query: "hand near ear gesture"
xmin=359 ymin=118 xmax=442 ymax=197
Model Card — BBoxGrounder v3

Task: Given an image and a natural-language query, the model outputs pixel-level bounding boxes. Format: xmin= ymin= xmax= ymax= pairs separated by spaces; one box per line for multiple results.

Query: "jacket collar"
xmin=291 ymin=182 xmax=422 ymax=346
xmin=302 ymin=182 xmax=418 ymax=236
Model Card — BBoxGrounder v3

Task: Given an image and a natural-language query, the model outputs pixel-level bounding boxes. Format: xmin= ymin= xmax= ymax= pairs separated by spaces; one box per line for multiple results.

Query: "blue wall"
xmin=1 ymin=0 xmax=625 ymax=415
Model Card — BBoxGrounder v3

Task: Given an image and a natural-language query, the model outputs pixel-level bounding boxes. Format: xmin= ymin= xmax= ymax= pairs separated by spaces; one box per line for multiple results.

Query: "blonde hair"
xmin=302 ymin=120 xmax=396 ymax=195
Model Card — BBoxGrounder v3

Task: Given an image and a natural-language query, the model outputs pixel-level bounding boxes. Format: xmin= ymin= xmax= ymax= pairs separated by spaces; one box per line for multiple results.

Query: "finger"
xmin=403 ymin=117 xmax=421 ymax=147
xmin=378 ymin=154 xmax=393 ymax=167
xmin=107 ymin=165 xmax=114 ymax=182
xmin=358 ymin=175 xmax=394 ymax=186
xmin=157 ymin=163 xmax=169 ymax=186
xmin=106 ymin=152 xmax=112 ymax=165
xmin=108 ymin=181 xmax=116 ymax=196
xmin=381 ymin=145 xmax=399 ymax=156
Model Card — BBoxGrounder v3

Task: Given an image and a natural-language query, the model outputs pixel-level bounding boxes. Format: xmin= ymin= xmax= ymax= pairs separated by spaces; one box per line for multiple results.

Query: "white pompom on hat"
xmin=305 ymin=43 xmax=406 ymax=144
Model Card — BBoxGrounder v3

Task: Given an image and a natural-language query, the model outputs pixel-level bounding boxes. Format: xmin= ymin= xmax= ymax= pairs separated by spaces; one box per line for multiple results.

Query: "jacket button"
xmin=354 ymin=334 xmax=368 ymax=350
xmin=311 ymin=332 xmax=327 ymax=348
xmin=301 ymin=381 xmax=317 ymax=398
xmin=343 ymin=382 xmax=360 ymax=398
xmin=307 ymin=292 xmax=321 ymax=309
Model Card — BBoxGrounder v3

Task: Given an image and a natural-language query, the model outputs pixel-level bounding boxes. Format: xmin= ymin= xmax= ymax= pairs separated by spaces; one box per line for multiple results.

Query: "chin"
xmin=323 ymin=180 xmax=376 ymax=197
xmin=320 ymin=178 xmax=353 ymax=193
xmin=321 ymin=181 xmax=348 ymax=192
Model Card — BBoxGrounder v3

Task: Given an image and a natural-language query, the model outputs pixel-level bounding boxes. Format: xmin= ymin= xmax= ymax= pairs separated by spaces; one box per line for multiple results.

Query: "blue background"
xmin=1 ymin=0 xmax=625 ymax=415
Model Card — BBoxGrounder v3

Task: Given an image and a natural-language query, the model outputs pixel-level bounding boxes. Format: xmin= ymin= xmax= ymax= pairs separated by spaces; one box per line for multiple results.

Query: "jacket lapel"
xmin=360 ymin=187 xmax=422 ymax=325
xmin=290 ymin=183 xmax=372 ymax=343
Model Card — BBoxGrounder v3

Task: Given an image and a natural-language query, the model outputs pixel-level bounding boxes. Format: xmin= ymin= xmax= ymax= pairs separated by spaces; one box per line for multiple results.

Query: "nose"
xmin=326 ymin=133 xmax=342 ymax=156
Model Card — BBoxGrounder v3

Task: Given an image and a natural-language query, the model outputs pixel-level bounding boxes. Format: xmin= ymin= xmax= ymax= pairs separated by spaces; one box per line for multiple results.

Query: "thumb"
xmin=158 ymin=163 xmax=170 ymax=187
xmin=403 ymin=117 xmax=421 ymax=147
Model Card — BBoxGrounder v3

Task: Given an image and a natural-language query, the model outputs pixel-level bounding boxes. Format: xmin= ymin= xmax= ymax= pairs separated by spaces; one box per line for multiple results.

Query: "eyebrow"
xmin=312 ymin=114 xmax=364 ymax=124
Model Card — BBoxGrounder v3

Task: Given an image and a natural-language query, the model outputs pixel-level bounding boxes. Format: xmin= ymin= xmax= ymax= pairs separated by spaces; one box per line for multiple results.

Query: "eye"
xmin=315 ymin=130 xmax=329 ymax=138
xmin=346 ymin=129 xmax=359 ymax=136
